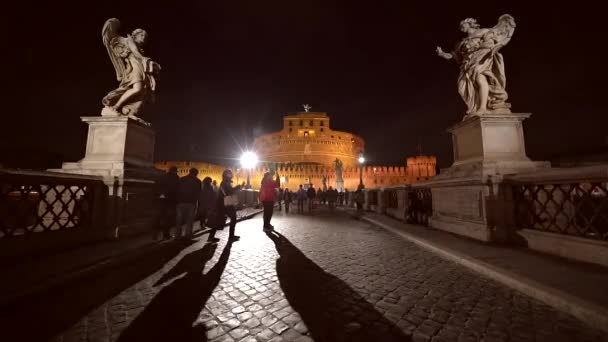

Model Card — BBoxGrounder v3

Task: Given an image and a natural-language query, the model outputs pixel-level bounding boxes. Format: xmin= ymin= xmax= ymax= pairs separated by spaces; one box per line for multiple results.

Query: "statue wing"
xmin=102 ymin=18 xmax=125 ymax=81
xmin=491 ymin=14 xmax=516 ymax=48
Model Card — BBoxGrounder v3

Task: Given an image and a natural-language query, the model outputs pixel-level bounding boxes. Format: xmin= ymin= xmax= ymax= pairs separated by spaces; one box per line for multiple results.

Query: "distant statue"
xmin=334 ymin=158 xmax=343 ymax=183
xmin=302 ymin=104 xmax=311 ymax=112
xmin=322 ymin=176 xmax=327 ymax=191
xmin=101 ymin=18 xmax=161 ymax=119
xmin=436 ymin=14 xmax=516 ymax=118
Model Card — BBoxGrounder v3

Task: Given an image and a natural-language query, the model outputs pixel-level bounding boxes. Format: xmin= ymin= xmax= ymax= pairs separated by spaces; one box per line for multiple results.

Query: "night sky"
xmin=5 ymin=1 xmax=607 ymax=168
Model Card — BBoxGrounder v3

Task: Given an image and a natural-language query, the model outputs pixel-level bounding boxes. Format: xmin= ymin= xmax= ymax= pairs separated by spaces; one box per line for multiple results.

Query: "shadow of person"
xmin=266 ymin=231 xmax=410 ymax=342
xmin=1 ymin=240 xmax=195 ymax=341
xmin=118 ymin=241 xmax=233 ymax=342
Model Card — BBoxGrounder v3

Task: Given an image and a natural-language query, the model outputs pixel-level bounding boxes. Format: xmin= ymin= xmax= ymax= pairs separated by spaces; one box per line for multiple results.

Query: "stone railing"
xmin=504 ymin=165 xmax=608 ymax=241
xmin=0 ymin=169 xmax=110 ymax=259
xmin=237 ymin=189 xmax=261 ymax=208
xmin=362 ymin=184 xmax=433 ymax=225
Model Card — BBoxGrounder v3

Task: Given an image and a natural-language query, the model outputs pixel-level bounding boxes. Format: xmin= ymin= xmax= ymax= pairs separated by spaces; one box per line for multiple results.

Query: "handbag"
xmin=221 ymin=187 xmax=239 ymax=207
xmin=207 ymin=209 xmax=226 ymax=230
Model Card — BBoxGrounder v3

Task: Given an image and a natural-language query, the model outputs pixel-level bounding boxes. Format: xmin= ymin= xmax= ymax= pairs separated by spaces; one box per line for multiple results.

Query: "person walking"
xmin=211 ymin=179 xmax=219 ymax=192
xmin=176 ymin=168 xmax=201 ymax=239
xmin=307 ymin=184 xmax=316 ymax=213
xmin=198 ymin=177 xmax=216 ymax=229
xmin=209 ymin=169 xmax=242 ymax=242
xmin=277 ymin=188 xmax=284 ymax=211
xmin=284 ymin=188 xmax=292 ymax=213
xmin=158 ymin=166 xmax=179 ymax=239
xmin=354 ymin=184 xmax=364 ymax=213
xmin=296 ymin=184 xmax=306 ymax=214
xmin=327 ymin=186 xmax=338 ymax=211
xmin=260 ymin=171 xmax=281 ymax=232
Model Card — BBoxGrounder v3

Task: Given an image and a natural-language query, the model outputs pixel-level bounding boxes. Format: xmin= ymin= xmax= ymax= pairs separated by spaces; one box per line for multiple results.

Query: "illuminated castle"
xmin=253 ymin=111 xmax=364 ymax=168
xmin=155 ymin=110 xmax=437 ymax=190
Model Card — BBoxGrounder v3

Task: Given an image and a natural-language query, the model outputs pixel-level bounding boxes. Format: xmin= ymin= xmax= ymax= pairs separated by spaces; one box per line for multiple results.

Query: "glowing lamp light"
xmin=240 ymin=151 xmax=258 ymax=169
xmin=358 ymin=156 xmax=365 ymax=164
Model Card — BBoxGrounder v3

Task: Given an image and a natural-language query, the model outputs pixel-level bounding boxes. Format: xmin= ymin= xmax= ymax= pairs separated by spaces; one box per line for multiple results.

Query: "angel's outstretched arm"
xmin=436 ymin=46 xmax=453 ymax=60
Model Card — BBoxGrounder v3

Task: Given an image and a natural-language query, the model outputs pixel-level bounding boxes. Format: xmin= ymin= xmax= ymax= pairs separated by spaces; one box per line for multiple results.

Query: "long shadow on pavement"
xmin=1 ymin=240 xmax=194 ymax=341
xmin=266 ymin=231 xmax=410 ymax=342
xmin=118 ymin=241 xmax=232 ymax=342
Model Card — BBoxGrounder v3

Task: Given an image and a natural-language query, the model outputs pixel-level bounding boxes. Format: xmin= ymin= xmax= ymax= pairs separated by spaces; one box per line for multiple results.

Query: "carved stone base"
xmin=51 ymin=116 xmax=159 ymax=183
xmin=428 ymin=113 xmax=549 ymax=242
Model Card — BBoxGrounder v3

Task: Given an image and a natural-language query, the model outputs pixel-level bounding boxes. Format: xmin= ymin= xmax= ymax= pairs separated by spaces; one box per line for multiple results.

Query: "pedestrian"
xmin=296 ymin=184 xmax=306 ymax=214
xmin=327 ymin=186 xmax=338 ymax=211
xmin=284 ymin=188 xmax=292 ymax=213
xmin=277 ymin=188 xmax=284 ymax=211
xmin=198 ymin=177 xmax=216 ymax=229
xmin=211 ymin=179 xmax=219 ymax=192
xmin=176 ymin=168 xmax=201 ymax=239
xmin=307 ymin=184 xmax=316 ymax=213
xmin=209 ymin=169 xmax=242 ymax=243
xmin=338 ymin=191 xmax=344 ymax=206
xmin=260 ymin=171 xmax=281 ymax=231
xmin=354 ymin=184 xmax=364 ymax=213
xmin=344 ymin=189 xmax=350 ymax=207
xmin=158 ymin=166 xmax=179 ymax=239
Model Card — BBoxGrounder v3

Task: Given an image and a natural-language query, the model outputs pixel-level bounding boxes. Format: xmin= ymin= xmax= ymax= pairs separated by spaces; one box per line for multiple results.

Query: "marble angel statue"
xmin=436 ymin=14 xmax=516 ymax=118
xmin=101 ymin=18 xmax=161 ymax=118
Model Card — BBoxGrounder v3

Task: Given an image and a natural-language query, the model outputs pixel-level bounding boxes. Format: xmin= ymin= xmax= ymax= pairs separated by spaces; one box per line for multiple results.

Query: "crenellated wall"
xmin=154 ymin=156 xmax=437 ymax=191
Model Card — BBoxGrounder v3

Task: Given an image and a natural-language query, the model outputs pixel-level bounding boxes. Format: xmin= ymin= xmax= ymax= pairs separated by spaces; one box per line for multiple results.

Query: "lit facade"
xmin=155 ymin=111 xmax=437 ymax=190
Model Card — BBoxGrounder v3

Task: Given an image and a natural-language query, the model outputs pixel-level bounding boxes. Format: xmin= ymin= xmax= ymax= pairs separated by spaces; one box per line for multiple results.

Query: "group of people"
xmin=157 ymin=166 xmax=366 ymax=243
xmin=157 ymin=167 xmax=284 ymax=244
xmin=274 ymin=184 xmax=361 ymax=214
xmin=158 ymin=167 xmax=244 ymax=243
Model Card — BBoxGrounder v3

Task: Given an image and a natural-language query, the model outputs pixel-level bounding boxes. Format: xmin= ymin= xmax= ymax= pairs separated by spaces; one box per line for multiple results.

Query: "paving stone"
xmin=35 ymin=211 xmax=608 ymax=342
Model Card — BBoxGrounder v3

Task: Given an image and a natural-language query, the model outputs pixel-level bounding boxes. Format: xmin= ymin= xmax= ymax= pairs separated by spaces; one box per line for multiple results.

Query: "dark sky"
xmin=5 ymin=1 xmax=607 ymax=168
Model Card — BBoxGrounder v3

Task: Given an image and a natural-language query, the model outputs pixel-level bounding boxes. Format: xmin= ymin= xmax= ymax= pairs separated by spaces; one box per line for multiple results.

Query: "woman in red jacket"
xmin=260 ymin=171 xmax=280 ymax=231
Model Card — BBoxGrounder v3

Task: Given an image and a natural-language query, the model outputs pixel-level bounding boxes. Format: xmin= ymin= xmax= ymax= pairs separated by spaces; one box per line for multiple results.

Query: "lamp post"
xmin=358 ymin=153 xmax=365 ymax=189
xmin=240 ymin=151 xmax=258 ymax=189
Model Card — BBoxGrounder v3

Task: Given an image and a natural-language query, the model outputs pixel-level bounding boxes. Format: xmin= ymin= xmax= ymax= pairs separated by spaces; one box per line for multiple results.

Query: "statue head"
xmin=459 ymin=18 xmax=480 ymax=33
xmin=132 ymin=28 xmax=148 ymax=45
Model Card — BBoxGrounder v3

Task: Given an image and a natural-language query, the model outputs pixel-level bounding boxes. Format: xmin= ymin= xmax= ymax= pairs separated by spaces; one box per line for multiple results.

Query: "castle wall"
xmin=253 ymin=112 xmax=364 ymax=168
xmin=155 ymin=113 xmax=437 ymax=190
xmin=154 ymin=156 xmax=437 ymax=191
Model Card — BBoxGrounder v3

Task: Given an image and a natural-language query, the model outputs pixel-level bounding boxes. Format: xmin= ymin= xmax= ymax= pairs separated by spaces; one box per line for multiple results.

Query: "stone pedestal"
xmin=428 ymin=113 xmax=549 ymax=242
xmin=50 ymin=116 xmax=162 ymax=237
xmin=54 ymin=116 xmax=158 ymax=182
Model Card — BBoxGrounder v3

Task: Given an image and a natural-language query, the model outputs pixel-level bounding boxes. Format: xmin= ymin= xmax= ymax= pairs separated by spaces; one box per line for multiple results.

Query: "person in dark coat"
xmin=283 ymin=188 xmax=292 ymax=213
xmin=307 ymin=185 xmax=316 ymax=213
xmin=198 ymin=177 xmax=216 ymax=230
xmin=158 ymin=166 xmax=179 ymax=239
xmin=327 ymin=186 xmax=338 ymax=211
xmin=210 ymin=169 xmax=242 ymax=242
xmin=176 ymin=168 xmax=201 ymax=239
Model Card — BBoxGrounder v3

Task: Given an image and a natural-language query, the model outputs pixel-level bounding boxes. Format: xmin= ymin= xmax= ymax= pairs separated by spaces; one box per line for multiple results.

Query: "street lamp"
xmin=358 ymin=153 xmax=365 ymax=189
xmin=240 ymin=151 xmax=258 ymax=189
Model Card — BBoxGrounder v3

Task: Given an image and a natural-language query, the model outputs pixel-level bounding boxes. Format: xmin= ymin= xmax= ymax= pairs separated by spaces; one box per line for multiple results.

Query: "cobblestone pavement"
xmin=5 ymin=209 xmax=608 ymax=341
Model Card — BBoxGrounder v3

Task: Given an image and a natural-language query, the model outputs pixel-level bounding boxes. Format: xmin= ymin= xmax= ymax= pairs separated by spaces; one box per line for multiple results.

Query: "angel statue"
xmin=436 ymin=14 xmax=516 ymax=118
xmin=101 ymin=18 xmax=161 ymax=119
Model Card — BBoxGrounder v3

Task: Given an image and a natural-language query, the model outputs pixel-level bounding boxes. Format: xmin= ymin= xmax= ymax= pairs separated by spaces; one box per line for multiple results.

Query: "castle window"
xmin=289 ymin=121 xmax=293 ymax=126
xmin=331 ymin=136 xmax=334 ymax=139
xmin=300 ymin=120 xmax=303 ymax=126
xmin=309 ymin=120 xmax=314 ymax=126
xmin=289 ymin=128 xmax=292 ymax=133
xmin=320 ymin=128 xmax=324 ymax=132
xmin=320 ymin=121 xmax=324 ymax=127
